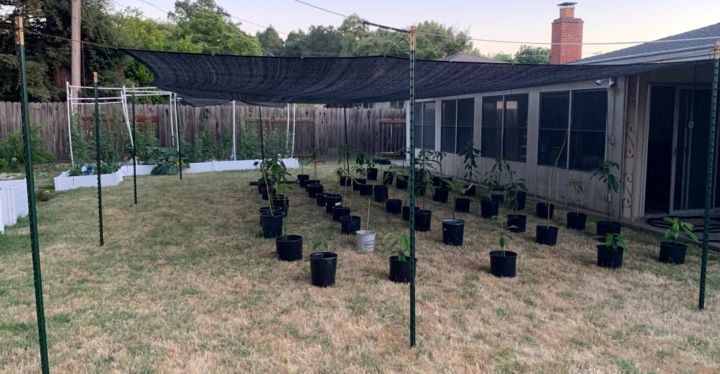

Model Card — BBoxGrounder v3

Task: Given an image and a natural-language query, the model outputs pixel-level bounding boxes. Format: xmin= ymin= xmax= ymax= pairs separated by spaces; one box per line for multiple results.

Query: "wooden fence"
xmin=0 ymin=102 xmax=406 ymax=161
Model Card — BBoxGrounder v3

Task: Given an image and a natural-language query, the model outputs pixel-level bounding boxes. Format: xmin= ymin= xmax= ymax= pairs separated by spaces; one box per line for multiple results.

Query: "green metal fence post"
xmin=700 ymin=41 xmax=720 ymax=310
xmin=131 ymin=84 xmax=138 ymax=204
xmin=15 ymin=16 xmax=50 ymax=374
xmin=175 ymin=96 xmax=183 ymax=181
xmin=94 ymin=72 xmax=104 ymax=246
xmin=408 ymin=26 xmax=417 ymax=348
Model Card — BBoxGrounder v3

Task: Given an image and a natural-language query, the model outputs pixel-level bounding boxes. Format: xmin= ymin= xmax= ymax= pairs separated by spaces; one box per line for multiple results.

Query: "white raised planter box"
xmin=119 ymin=164 xmax=154 ymax=176
xmin=0 ymin=179 xmax=28 ymax=234
xmin=186 ymin=158 xmax=299 ymax=174
xmin=54 ymin=169 xmax=125 ymax=192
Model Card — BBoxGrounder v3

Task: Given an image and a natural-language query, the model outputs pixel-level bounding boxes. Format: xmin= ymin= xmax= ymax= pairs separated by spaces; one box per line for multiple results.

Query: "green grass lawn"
xmin=1 ymin=165 xmax=719 ymax=373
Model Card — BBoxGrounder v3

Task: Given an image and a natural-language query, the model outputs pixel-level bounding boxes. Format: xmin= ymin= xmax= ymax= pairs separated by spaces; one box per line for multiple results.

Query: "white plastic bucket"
xmin=355 ymin=230 xmax=376 ymax=252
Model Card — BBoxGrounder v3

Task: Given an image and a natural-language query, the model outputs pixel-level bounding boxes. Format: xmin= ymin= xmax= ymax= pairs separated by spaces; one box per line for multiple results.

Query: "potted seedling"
xmin=372 ymin=156 xmax=389 ymax=202
xmin=659 ymin=216 xmax=698 ymax=264
xmin=414 ymin=149 xmax=440 ymax=232
xmin=489 ymin=208 xmax=518 ymax=277
xmin=597 ymin=233 xmax=628 ymax=268
xmin=442 ymin=178 xmax=467 ymax=246
xmin=432 ymin=151 xmax=450 ymax=202
xmin=479 ymin=178 xmax=498 ymax=219
xmin=353 ymin=151 xmax=370 ymax=193
xmin=487 ymin=158 xmax=509 ymax=203
xmin=536 ymin=131 xmax=566 ymax=246
xmin=567 ymin=179 xmax=587 ymax=230
xmin=256 ymin=156 xmax=285 ymax=238
xmin=309 ymin=231 xmax=337 ymax=287
xmin=356 ymin=196 xmax=376 ymax=252
xmin=592 ymin=160 xmax=622 ymax=236
xmin=385 ymin=231 xmax=412 ymax=283
xmin=365 ymin=157 xmax=378 ymax=181
xmin=297 ymin=148 xmax=317 ymax=186
xmin=505 ymin=174 xmax=528 ymax=233
xmin=460 ymin=145 xmax=481 ymax=196
xmin=392 ymin=164 xmax=409 ymax=190
xmin=447 ymin=179 xmax=471 ymax=213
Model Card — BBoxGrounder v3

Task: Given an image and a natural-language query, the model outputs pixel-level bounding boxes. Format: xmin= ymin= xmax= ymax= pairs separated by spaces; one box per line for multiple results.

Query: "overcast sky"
xmin=112 ymin=0 xmax=720 ymax=57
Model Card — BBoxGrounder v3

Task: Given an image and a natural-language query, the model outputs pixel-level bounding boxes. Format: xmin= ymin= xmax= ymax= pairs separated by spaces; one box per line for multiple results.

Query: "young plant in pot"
xmin=505 ymin=176 xmax=528 ymax=234
xmin=384 ymin=231 xmax=412 ymax=283
xmin=489 ymin=208 xmax=518 ymax=278
xmin=431 ymin=151 xmax=450 ymax=203
xmin=309 ymin=231 xmax=337 ymax=287
xmin=592 ymin=160 xmax=622 ymax=236
xmin=659 ymin=217 xmax=698 ymax=264
xmin=256 ymin=157 xmax=285 ymax=238
xmin=447 ymin=179 xmax=471 ymax=213
xmin=411 ymin=149 xmax=438 ymax=231
xmin=479 ymin=179 xmax=498 ymax=219
xmin=487 ymin=158 xmax=510 ymax=203
xmin=365 ymin=157 xmax=378 ymax=181
xmin=297 ymin=148 xmax=317 ymax=186
xmin=337 ymin=144 xmax=352 ymax=187
xmin=356 ymin=196 xmax=376 ymax=252
xmin=597 ymin=233 xmax=628 ymax=269
xmin=566 ymin=179 xmax=587 ymax=230
xmin=442 ymin=178 xmax=467 ymax=246
xmin=353 ymin=151 xmax=370 ymax=193
xmin=391 ymin=165 xmax=409 ymax=190
xmin=460 ymin=145 xmax=481 ymax=196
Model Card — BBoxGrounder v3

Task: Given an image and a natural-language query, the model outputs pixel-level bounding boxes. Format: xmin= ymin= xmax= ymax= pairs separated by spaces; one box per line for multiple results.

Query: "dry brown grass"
xmin=1 ymin=164 xmax=719 ymax=373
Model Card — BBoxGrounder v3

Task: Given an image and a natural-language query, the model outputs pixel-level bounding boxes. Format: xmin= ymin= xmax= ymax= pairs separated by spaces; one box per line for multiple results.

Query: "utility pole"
xmin=71 ymin=0 xmax=81 ymax=92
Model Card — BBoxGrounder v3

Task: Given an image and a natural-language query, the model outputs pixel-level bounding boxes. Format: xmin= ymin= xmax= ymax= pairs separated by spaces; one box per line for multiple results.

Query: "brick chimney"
xmin=551 ymin=2 xmax=583 ymax=64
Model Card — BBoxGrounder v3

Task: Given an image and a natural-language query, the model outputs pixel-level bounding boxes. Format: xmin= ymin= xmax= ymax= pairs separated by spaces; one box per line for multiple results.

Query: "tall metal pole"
xmin=175 ymin=96 xmax=183 ymax=181
xmin=131 ymin=84 xmax=138 ymax=204
xmin=700 ymin=41 xmax=720 ymax=310
xmin=93 ymin=72 xmax=104 ymax=246
xmin=16 ymin=17 xmax=50 ymax=374
xmin=408 ymin=25 xmax=417 ymax=347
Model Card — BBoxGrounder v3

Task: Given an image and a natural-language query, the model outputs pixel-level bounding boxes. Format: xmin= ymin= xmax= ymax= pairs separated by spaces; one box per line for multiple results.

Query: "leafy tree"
xmin=256 ymin=26 xmax=284 ymax=56
xmin=514 ymin=45 xmax=550 ymax=64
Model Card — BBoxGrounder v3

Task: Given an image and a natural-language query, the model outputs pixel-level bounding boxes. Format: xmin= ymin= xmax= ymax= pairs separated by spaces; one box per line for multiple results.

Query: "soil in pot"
xmin=464 ymin=184 xmax=476 ymax=196
xmin=659 ymin=241 xmax=687 ymax=264
xmin=389 ymin=256 xmax=412 ymax=283
xmin=480 ymin=198 xmax=499 ymax=219
xmin=402 ymin=205 xmax=420 ymax=221
xmin=359 ymin=184 xmax=373 ymax=196
xmin=442 ymin=218 xmax=465 ymax=246
xmin=597 ymin=245 xmax=624 ymax=268
xmin=316 ymin=192 xmax=328 ymax=207
xmin=271 ymin=195 xmax=290 ymax=216
xmin=415 ymin=209 xmax=432 ymax=231
xmin=489 ymin=250 xmax=517 ymax=277
xmin=507 ymin=214 xmax=526 ymax=233
xmin=276 ymin=235 xmax=302 ymax=261
xmin=567 ymin=212 xmax=587 ymax=230
xmin=340 ymin=215 xmax=361 ymax=234
xmin=356 ymin=230 xmax=376 ymax=252
xmin=306 ymin=183 xmax=323 ymax=198
xmin=455 ymin=197 xmax=471 ymax=213
xmin=366 ymin=167 xmax=378 ymax=181
xmin=373 ymin=184 xmax=388 ymax=202
xmin=433 ymin=187 xmax=449 ymax=203
xmin=297 ymin=174 xmax=310 ymax=186
xmin=353 ymin=178 xmax=367 ymax=191
xmin=324 ymin=193 xmax=342 ymax=214
xmin=332 ymin=206 xmax=351 ymax=221
xmin=383 ymin=171 xmax=394 ymax=185
xmin=536 ymin=225 xmax=559 ymax=246
xmin=536 ymin=202 xmax=554 ymax=219
xmin=386 ymin=199 xmax=402 ymax=214
xmin=260 ymin=213 xmax=283 ymax=238
xmin=596 ymin=221 xmax=622 ymax=236
xmin=309 ymin=252 xmax=337 ymax=287
xmin=396 ymin=175 xmax=408 ymax=190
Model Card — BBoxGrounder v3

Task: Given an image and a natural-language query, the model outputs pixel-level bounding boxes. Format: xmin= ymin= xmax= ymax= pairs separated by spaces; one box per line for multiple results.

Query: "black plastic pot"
xmin=433 ymin=187 xmax=449 ymax=203
xmin=402 ymin=205 xmax=420 ymax=221
xmin=260 ymin=213 xmax=283 ymax=238
xmin=357 ymin=184 xmax=371 ymax=196
xmin=304 ymin=180 xmax=320 ymax=189
xmin=306 ymin=183 xmax=323 ymax=198
xmin=480 ymin=198 xmax=499 ymax=219
xmin=258 ymin=206 xmax=283 ymax=225
xmin=340 ymin=215 xmax=361 ymax=234
xmin=332 ymin=206 xmax=350 ymax=221
xmin=491 ymin=190 xmax=504 ymax=204
xmin=353 ymin=178 xmax=367 ymax=191
xmin=396 ymin=175 xmax=408 ymax=190
xmin=597 ymin=245 xmax=624 ymax=268
xmin=339 ymin=175 xmax=351 ymax=186
xmin=536 ymin=202 xmax=554 ymax=219
xmin=383 ymin=171 xmax=394 ymax=185
xmin=455 ymin=197 xmax=471 ymax=213
xmin=514 ymin=191 xmax=527 ymax=210
xmin=272 ymin=195 xmax=290 ymax=216
xmin=386 ymin=199 xmax=402 ymax=214
xmin=389 ymin=256 xmax=411 ymax=283
xmin=309 ymin=252 xmax=337 ymax=287
xmin=316 ymin=192 xmax=328 ymax=207
xmin=659 ymin=241 xmax=687 ymax=264
xmin=442 ymin=218 xmax=465 ymax=246
xmin=261 ymin=187 xmax=276 ymax=201
xmin=567 ymin=212 xmax=587 ymax=230
xmin=324 ymin=193 xmax=342 ymax=214
xmin=297 ymin=174 xmax=310 ymax=186
xmin=596 ymin=221 xmax=622 ymax=236
xmin=464 ymin=184 xmax=476 ymax=196
xmin=431 ymin=176 xmax=442 ymax=187
xmin=507 ymin=214 xmax=526 ymax=233
xmin=366 ymin=167 xmax=378 ymax=181
xmin=415 ymin=209 xmax=432 ymax=231
xmin=276 ymin=235 xmax=302 ymax=261
xmin=373 ymin=184 xmax=388 ymax=202
xmin=535 ymin=225 xmax=558 ymax=246
xmin=489 ymin=250 xmax=517 ymax=277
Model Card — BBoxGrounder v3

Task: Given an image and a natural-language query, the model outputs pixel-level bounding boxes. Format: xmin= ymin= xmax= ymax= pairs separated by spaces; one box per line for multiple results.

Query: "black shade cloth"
xmin=124 ymin=49 xmax=707 ymax=106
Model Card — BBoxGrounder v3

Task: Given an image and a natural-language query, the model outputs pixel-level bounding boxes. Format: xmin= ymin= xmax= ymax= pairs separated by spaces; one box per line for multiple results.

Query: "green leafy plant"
xmin=238 ymin=121 xmax=260 ymax=160
xmin=568 ymin=179 xmax=584 ymax=215
xmin=484 ymin=158 xmax=510 ymax=192
xmin=0 ymin=125 xmax=54 ymax=171
xmin=384 ymin=231 xmax=410 ymax=262
xmin=148 ymin=146 xmax=187 ymax=175
xmin=415 ymin=148 xmax=442 ymax=205
xmin=662 ymin=217 xmax=699 ymax=243
xmin=592 ymin=160 xmax=620 ymax=220
xmin=493 ymin=207 xmax=512 ymax=256
xmin=504 ymin=167 xmax=527 ymax=213
xmin=443 ymin=178 xmax=469 ymax=220
xmin=602 ymin=233 xmax=628 ymax=252
xmin=460 ymin=145 xmax=481 ymax=187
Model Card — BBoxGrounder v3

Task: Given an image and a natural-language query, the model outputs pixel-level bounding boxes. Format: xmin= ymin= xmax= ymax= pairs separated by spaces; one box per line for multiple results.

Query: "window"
xmin=413 ymin=101 xmax=436 ymax=148
xmin=441 ymin=100 xmax=456 ymax=152
xmin=440 ymin=98 xmax=475 ymax=153
xmin=456 ymin=98 xmax=475 ymax=153
xmin=481 ymin=95 xmax=528 ymax=162
xmin=538 ymin=90 xmax=607 ymax=170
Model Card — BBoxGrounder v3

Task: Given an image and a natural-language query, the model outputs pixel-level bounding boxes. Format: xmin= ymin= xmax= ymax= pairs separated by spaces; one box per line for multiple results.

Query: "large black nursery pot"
xmin=513 ymin=191 xmax=527 ymax=210
xmin=396 ymin=175 xmax=408 ymax=189
xmin=276 ymin=235 xmax=302 ymax=261
xmin=480 ymin=198 xmax=499 ymax=219
xmin=596 ymin=245 xmax=624 ymax=268
xmin=489 ymin=250 xmax=517 ymax=277
xmin=402 ymin=205 xmax=420 ymax=221
xmin=442 ymin=218 xmax=465 ymax=246
xmin=261 ymin=187 xmax=276 ymax=201
xmin=507 ymin=214 xmax=526 ymax=233
xmin=596 ymin=221 xmax=622 ymax=236
xmin=567 ymin=212 xmax=587 ymax=230
xmin=389 ymin=256 xmax=412 ymax=283
xmin=306 ymin=183 xmax=323 ymax=198
xmin=386 ymin=198 xmax=402 ymax=214
xmin=415 ymin=209 xmax=432 ymax=231
xmin=433 ymin=187 xmax=449 ymax=203
xmin=339 ymin=175 xmax=351 ymax=186
xmin=271 ymin=194 xmax=290 ymax=216
xmin=536 ymin=202 xmax=554 ymax=219
xmin=383 ymin=171 xmax=394 ymax=185
xmin=464 ymin=184 xmax=476 ymax=196
xmin=297 ymin=174 xmax=310 ymax=186
xmin=260 ymin=212 xmax=283 ymax=238
xmin=373 ymin=184 xmax=388 ymax=202
xmin=535 ymin=225 xmax=558 ymax=246
xmin=659 ymin=241 xmax=687 ymax=264
xmin=316 ymin=192 xmax=328 ymax=207
xmin=491 ymin=189 xmax=504 ymax=204
xmin=258 ymin=206 xmax=283 ymax=225
xmin=324 ymin=193 xmax=342 ymax=214
xmin=353 ymin=178 xmax=367 ymax=191
xmin=309 ymin=252 xmax=337 ymax=287
xmin=340 ymin=215 xmax=361 ymax=234
xmin=455 ymin=197 xmax=471 ymax=213
xmin=332 ymin=206 xmax=350 ymax=221
xmin=366 ymin=167 xmax=379 ymax=181
xmin=359 ymin=183 xmax=373 ymax=196
xmin=304 ymin=179 xmax=320 ymax=189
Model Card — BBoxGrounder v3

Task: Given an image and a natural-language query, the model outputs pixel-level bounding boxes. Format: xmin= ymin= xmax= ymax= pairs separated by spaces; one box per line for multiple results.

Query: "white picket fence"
xmin=0 ymin=179 xmax=28 ymax=234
